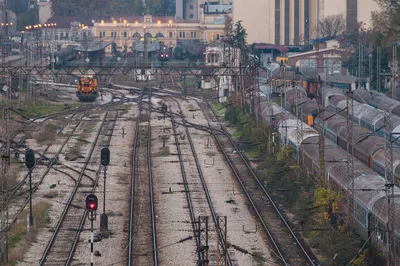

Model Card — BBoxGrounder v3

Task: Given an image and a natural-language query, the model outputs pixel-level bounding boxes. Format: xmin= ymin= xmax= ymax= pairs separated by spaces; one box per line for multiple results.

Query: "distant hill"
xmin=51 ymin=0 xmax=174 ymax=17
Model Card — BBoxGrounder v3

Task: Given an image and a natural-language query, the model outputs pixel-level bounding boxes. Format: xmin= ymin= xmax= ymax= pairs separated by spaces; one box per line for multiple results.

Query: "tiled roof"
xmin=45 ymin=16 xmax=103 ymax=28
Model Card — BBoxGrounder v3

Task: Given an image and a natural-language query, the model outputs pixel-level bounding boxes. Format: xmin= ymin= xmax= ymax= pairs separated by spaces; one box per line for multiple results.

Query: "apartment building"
xmin=176 ymin=0 xmax=231 ymax=21
xmin=233 ymin=0 xmax=379 ymax=45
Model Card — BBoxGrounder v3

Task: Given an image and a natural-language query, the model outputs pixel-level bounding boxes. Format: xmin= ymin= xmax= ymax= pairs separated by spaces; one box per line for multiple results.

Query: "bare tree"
xmin=224 ymin=14 xmax=233 ymax=36
xmin=318 ymin=14 xmax=346 ymax=38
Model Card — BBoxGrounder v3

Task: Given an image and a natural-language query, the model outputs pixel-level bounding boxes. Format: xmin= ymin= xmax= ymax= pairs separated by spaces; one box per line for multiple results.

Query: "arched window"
xmin=132 ymin=32 xmax=141 ymax=40
xmin=144 ymin=32 xmax=152 ymax=38
xmin=155 ymin=32 xmax=164 ymax=38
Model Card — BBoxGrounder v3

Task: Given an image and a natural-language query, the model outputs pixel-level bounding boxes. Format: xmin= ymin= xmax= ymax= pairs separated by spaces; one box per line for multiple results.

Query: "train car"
xmin=353 ymin=88 xmax=400 ymax=117
xmin=52 ymin=46 xmax=78 ymax=69
xmin=260 ymin=101 xmax=400 ymax=258
xmin=284 ymin=87 xmax=400 ymax=184
xmin=158 ymin=44 xmax=170 ymax=61
xmin=174 ymin=46 xmax=185 ymax=60
xmin=327 ymin=90 xmax=400 ymax=145
xmin=76 ymin=77 xmax=98 ymax=102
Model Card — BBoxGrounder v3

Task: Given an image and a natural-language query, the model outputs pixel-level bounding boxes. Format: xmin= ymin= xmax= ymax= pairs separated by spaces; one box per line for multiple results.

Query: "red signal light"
xmin=86 ymin=194 xmax=98 ymax=212
xmin=162 ymin=105 xmax=167 ymax=114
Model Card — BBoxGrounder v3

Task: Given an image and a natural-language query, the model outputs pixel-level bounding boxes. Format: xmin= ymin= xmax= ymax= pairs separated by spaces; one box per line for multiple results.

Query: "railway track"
xmin=38 ymin=99 xmax=120 ymax=265
xmin=193 ymin=100 xmax=317 ymax=266
xmin=128 ymin=91 xmax=158 ymax=265
xmin=168 ymin=98 xmax=233 ymax=265
xmin=1 ymin=106 xmax=90 ymax=223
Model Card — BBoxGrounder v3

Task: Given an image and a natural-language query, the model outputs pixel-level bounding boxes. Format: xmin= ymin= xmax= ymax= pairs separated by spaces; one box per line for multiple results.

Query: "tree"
xmin=317 ymin=14 xmax=346 ymax=39
xmin=224 ymin=15 xmax=233 ymax=37
xmin=6 ymin=0 xmax=29 ymax=15
xmin=232 ymin=20 xmax=247 ymax=50
xmin=371 ymin=0 xmax=400 ymax=45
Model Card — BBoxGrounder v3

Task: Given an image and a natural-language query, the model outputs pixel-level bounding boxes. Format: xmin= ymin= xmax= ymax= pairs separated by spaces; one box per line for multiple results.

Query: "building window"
xmin=60 ymin=33 xmax=64 ymax=39
xmin=169 ymin=32 xmax=173 ymax=38
xmin=216 ymin=34 xmax=220 ymax=40
xmin=300 ymin=59 xmax=316 ymax=68
xmin=122 ymin=32 xmax=127 ymax=37
xmin=111 ymin=32 xmax=116 ymax=37
xmin=189 ymin=14 xmax=194 ymax=18
xmin=190 ymin=32 xmax=197 ymax=38
xmin=65 ymin=32 xmax=69 ymax=39
xmin=179 ymin=32 xmax=186 ymax=38
xmin=100 ymin=31 xmax=105 ymax=38
xmin=190 ymin=5 xmax=194 ymax=9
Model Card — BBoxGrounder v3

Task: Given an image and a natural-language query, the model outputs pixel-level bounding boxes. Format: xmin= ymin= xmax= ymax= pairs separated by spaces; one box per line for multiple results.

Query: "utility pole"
xmin=316 ymin=0 xmax=325 ymax=183
xmin=0 ymin=3 xmax=10 ymax=263
xmin=384 ymin=111 xmax=395 ymax=265
xmin=377 ymin=46 xmax=381 ymax=92
xmin=252 ymin=58 xmax=260 ymax=124
xmin=216 ymin=216 xmax=227 ymax=266
xmin=144 ymin=26 xmax=148 ymax=63
xmin=392 ymin=44 xmax=397 ymax=100
xmin=294 ymin=68 xmax=303 ymax=181
xmin=198 ymin=216 xmax=209 ymax=266
xmin=346 ymin=89 xmax=354 ymax=224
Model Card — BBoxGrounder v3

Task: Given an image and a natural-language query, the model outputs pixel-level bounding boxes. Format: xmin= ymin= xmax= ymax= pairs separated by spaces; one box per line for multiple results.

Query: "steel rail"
xmin=172 ymin=99 xmax=233 ymax=266
xmin=147 ymin=91 xmax=159 ymax=265
xmin=202 ymin=100 xmax=317 ymax=266
xmin=127 ymin=92 xmax=143 ymax=265
xmin=171 ymin=117 xmax=204 ymax=263
xmin=38 ymin=101 xmax=114 ymax=265
xmin=66 ymin=100 xmax=121 ymax=264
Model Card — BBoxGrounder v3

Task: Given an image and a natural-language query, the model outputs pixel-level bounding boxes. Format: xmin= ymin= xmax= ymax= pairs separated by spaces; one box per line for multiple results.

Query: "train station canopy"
xmin=74 ymin=41 xmax=114 ymax=52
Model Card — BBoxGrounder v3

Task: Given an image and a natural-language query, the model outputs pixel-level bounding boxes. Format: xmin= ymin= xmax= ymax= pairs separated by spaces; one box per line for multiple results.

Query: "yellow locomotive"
xmin=76 ymin=77 xmax=98 ymax=102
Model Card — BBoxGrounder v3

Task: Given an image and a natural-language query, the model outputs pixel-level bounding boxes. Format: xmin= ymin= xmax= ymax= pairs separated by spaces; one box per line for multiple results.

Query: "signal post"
xmin=100 ymin=148 xmax=110 ymax=231
xmin=86 ymin=194 xmax=98 ymax=266
xmin=25 ymin=149 xmax=35 ymax=228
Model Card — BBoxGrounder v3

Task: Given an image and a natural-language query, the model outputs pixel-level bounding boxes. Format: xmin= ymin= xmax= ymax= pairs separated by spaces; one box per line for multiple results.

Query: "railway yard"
xmin=0 ymin=49 xmax=399 ymax=266
xmin=0 ymin=66 xmax=321 ymax=266
xmin=2 ymin=1 xmax=400 ymax=265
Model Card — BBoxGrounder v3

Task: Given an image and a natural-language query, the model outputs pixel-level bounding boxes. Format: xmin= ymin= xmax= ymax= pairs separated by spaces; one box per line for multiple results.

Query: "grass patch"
xmin=81 ymin=121 xmax=97 ymax=138
xmin=251 ymin=251 xmax=267 ymax=266
xmin=7 ymin=201 xmax=51 ymax=266
xmin=19 ymin=102 xmax=67 ymax=118
xmin=244 ymin=148 xmax=258 ymax=159
xmin=65 ymin=147 xmax=81 ymax=161
xmin=155 ymin=146 xmax=170 ymax=157
xmin=43 ymin=191 xmax=58 ymax=198
xmin=140 ymin=113 xmax=150 ymax=122
xmin=33 ymin=120 xmax=64 ymax=144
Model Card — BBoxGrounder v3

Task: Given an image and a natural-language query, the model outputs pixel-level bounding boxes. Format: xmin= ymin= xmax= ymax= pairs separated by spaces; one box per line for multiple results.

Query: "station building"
xmin=92 ymin=14 xmax=226 ymax=54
